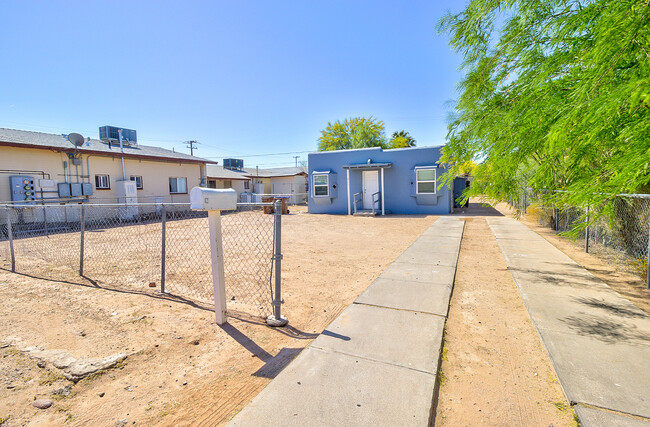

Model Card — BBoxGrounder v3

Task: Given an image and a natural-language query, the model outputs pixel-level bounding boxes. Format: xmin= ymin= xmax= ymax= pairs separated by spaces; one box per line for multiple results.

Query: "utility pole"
xmin=186 ymin=140 xmax=199 ymax=156
xmin=294 ymin=156 xmax=299 ymax=167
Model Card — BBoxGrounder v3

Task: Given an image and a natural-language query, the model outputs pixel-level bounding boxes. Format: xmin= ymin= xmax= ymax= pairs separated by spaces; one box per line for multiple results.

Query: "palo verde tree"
xmin=438 ymin=0 xmax=650 ymax=212
xmin=389 ymin=130 xmax=417 ymax=148
xmin=318 ymin=116 xmax=387 ymax=151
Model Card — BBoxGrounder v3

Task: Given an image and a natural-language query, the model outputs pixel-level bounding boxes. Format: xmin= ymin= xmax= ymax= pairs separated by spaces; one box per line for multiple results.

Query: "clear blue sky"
xmin=0 ymin=1 xmax=464 ymax=168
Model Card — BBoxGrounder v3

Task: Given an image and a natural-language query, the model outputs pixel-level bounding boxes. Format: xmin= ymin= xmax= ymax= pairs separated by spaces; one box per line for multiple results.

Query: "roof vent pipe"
xmin=118 ymin=129 xmax=126 ymax=180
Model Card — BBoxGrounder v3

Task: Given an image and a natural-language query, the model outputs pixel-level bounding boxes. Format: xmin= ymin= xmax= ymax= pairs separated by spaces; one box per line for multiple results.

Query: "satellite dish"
xmin=68 ymin=133 xmax=85 ymax=147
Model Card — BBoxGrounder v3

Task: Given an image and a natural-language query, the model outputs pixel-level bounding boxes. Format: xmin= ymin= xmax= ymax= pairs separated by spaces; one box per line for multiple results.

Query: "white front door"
xmin=362 ymin=170 xmax=379 ymax=210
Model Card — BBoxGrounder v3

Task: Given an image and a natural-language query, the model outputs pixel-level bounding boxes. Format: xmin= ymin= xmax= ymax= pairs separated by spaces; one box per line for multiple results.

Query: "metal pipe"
xmin=269 ymin=199 xmax=287 ymax=326
xmin=79 ymin=204 xmax=85 ymax=275
xmin=585 ymin=205 xmax=590 ymax=253
xmin=42 ymin=203 xmax=48 ymax=237
xmin=118 ymin=129 xmax=126 ymax=180
xmin=5 ymin=207 xmax=15 ymax=272
xmin=161 ymin=204 xmax=166 ymax=293
xmin=63 ymin=161 xmax=68 ymax=183
xmin=646 ymin=221 xmax=650 ymax=290
xmin=86 ymin=155 xmax=92 ymax=184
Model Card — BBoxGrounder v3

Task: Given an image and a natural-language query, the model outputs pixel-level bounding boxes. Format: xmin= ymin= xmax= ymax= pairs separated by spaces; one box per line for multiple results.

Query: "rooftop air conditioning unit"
xmin=223 ymin=158 xmax=244 ymax=170
xmin=99 ymin=126 xmax=138 ymax=147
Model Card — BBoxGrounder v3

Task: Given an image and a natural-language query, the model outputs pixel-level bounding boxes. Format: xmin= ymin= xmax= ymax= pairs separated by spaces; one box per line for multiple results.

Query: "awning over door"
xmin=342 ymin=162 xmax=392 ymax=170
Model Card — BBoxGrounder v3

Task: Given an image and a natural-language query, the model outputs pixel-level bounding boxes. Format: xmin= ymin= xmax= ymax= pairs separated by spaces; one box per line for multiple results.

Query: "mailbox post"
xmin=190 ymin=187 xmax=237 ymax=325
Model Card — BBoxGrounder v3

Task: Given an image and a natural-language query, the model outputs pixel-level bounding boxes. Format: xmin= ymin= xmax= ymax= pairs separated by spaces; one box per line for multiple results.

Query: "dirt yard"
xmin=0 ymin=207 xmax=438 ymax=426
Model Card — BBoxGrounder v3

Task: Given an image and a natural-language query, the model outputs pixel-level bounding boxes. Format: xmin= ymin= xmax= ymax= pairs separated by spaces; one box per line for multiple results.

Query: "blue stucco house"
xmin=308 ymin=146 xmax=453 ymax=215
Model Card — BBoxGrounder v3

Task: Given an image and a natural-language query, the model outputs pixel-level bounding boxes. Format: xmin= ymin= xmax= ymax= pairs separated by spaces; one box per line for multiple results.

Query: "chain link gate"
xmin=0 ymin=202 xmax=279 ymax=318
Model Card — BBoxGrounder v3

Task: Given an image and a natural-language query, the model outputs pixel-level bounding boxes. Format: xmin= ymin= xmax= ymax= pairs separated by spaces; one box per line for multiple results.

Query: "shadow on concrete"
xmin=452 ymin=202 xmax=504 ymax=217
xmin=561 ymin=315 xmax=650 ymax=344
xmin=321 ymin=330 xmax=351 ymax=341
xmin=509 ymin=266 xmax=603 ymax=291
xmin=253 ymin=347 xmax=303 ymax=379
xmin=572 ymin=296 xmax=647 ymax=319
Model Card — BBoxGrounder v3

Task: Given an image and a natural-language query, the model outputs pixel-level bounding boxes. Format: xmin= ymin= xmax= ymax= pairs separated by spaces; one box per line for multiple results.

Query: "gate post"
xmin=267 ymin=200 xmax=288 ymax=327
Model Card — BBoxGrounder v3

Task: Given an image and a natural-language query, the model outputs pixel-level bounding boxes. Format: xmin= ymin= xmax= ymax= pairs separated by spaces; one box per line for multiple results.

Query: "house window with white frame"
xmin=313 ymin=173 xmax=329 ymax=197
xmin=415 ymin=167 xmax=436 ymax=194
xmin=169 ymin=177 xmax=187 ymax=194
xmin=95 ymin=174 xmax=110 ymax=190
xmin=130 ymin=175 xmax=143 ymax=189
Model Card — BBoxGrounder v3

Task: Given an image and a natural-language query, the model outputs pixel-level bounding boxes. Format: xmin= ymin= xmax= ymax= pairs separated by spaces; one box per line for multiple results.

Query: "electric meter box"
xmin=58 ymin=183 xmax=71 ymax=197
xmin=70 ymin=183 xmax=83 ymax=197
xmin=190 ymin=187 xmax=237 ymax=211
xmin=82 ymin=183 xmax=93 ymax=196
xmin=9 ymin=175 xmax=36 ymax=204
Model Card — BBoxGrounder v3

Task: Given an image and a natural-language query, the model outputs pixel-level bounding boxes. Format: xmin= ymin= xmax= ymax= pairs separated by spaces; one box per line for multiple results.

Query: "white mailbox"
xmin=190 ymin=187 xmax=237 ymax=211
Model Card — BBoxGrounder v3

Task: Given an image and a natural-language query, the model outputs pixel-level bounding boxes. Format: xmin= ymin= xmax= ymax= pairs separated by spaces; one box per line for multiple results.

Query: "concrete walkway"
xmin=487 ymin=217 xmax=650 ymax=426
xmin=228 ymin=217 xmax=465 ymax=426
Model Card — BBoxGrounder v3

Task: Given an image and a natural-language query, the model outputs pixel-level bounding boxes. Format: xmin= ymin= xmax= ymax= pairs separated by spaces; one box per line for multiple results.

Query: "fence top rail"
xmin=0 ymin=202 xmax=275 ymax=208
xmin=551 ymin=190 xmax=650 ymax=199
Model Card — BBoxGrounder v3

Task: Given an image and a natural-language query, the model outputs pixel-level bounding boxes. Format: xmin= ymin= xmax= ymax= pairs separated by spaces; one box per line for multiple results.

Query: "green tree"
xmin=437 ymin=0 xmax=650 ymax=212
xmin=388 ymin=130 xmax=416 ymax=148
xmin=318 ymin=117 xmax=387 ymax=151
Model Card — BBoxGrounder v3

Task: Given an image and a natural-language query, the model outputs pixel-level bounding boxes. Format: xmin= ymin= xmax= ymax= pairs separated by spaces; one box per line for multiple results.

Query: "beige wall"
xmin=0 ymin=146 xmax=205 ymax=204
xmin=207 ymin=178 xmax=249 ymax=201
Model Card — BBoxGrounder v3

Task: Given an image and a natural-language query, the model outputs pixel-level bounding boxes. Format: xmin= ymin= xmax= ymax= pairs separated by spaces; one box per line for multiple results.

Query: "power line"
xmin=203 ymin=150 xmax=312 ymax=159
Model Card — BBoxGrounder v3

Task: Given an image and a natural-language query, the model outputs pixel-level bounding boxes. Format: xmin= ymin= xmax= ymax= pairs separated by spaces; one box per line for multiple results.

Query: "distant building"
xmin=0 ymin=127 xmax=214 ymax=205
xmin=308 ymin=146 xmax=454 ymax=215
xmin=206 ymin=160 xmax=308 ymax=204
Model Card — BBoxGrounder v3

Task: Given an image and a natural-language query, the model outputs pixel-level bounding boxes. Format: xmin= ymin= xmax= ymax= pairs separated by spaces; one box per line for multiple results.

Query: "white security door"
xmin=362 ymin=170 xmax=379 ymax=210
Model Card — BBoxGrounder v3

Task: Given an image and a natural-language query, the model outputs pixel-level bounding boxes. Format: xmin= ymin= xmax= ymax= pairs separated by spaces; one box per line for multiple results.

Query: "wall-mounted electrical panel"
xmin=58 ymin=183 xmax=71 ymax=197
xmin=82 ymin=183 xmax=93 ymax=196
xmin=70 ymin=183 xmax=83 ymax=197
xmin=10 ymin=175 xmax=36 ymax=204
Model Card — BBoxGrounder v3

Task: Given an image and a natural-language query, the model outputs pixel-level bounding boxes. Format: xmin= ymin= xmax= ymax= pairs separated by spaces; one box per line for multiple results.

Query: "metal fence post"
xmin=6 ymin=207 xmax=15 ymax=273
xmin=646 ymin=219 xmax=650 ymax=290
xmin=79 ymin=204 xmax=85 ymax=275
xmin=161 ymin=204 xmax=166 ymax=294
xmin=523 ymin=190 xmax=527 ymax=214
xmin=267 ymin=200 xmax=288 ymax=327
xmin=585 ymin=205 xmax=590 ymax=253
xmin=42 ymin=204 xmax=48 ymax=237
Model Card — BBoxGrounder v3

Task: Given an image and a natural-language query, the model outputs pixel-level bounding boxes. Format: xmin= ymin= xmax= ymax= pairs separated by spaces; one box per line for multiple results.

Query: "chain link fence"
xmin=512 ymin=191 xmax=650 ymax=287
xmin=0 ymin=201 xmax=276 ymax=317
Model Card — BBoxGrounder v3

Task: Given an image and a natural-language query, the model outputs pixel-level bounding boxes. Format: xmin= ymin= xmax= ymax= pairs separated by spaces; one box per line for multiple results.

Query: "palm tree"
xmin=389 ymin=130 xmax=416 ymax=148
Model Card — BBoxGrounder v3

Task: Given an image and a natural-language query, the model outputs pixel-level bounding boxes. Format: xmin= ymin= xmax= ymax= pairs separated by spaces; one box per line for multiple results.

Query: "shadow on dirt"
xmin=0 ymin=268 xmax=214 ymax=311
xmin=218 ymin=322 xmax=306 ymax=379
xmin=452 ymin=202 xmax=504 ymax=217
